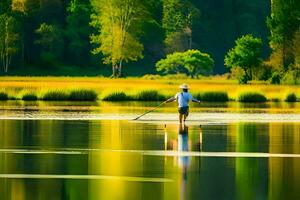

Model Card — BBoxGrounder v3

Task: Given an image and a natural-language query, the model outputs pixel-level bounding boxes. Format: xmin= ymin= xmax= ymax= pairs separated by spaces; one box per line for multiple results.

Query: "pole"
xmin=133 ymin=100 xmax=168 ymax=121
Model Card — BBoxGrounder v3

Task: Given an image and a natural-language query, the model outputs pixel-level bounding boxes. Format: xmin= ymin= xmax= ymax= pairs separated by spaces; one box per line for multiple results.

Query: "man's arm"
xmin=166 ymin=97 xmax=176 ymax=103
xmin=192 ymin=98 xmax=201 ymax=103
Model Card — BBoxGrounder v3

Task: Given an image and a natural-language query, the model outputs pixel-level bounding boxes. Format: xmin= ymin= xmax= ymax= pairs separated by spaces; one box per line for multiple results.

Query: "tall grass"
xmin=21 ymin=92 xmax=38 ymax=101
xmin=41 ymin=90 xmax=69 ymax=101
xmin=69 ymin=89 xmax=98 ymax=101
xmin=0 ymin=92 xmax=8 ymax=100
xmin=195 ymin=91 xmax=229 ymax=102
xmin=238 ymin=92 xmax=267 ymax=103
xmin=285 ymin=93 xmax=297 ymax=102
xmin=101 ymin=91 xmax=130 ymax=101
xmin=134 ymin=90 xmax=165 ymax=101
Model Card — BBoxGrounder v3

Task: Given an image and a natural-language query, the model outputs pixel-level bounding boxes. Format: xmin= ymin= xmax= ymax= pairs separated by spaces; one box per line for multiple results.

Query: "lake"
xmin=0 ymin=101 xmax=300 ymax=200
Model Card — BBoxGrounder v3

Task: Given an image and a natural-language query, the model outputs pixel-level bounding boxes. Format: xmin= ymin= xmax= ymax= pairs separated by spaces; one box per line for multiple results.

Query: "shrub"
xmin=69 ymin=89 xmax=98 ymax=101
xmin=196 ymin=92 xmax=229 ymax=102
xmin=101 ymin=91 xmax=129 ymax=101
xmin=285 ymin=93 xmax=297 ymax=102
xmin=270 ymin=72 xmax=281 ymax=84
xmin=42 ymin=90 xmax=69 ymax=101
xmin=134 ymin=90 xmax=165 ymax=101
xmin=238 ymin=92 xmax=267 ymax=103
xmin=0 ymin=92 xmax=9 ymax=100
xmin=22 ymin=92 xmax=38 ymax=101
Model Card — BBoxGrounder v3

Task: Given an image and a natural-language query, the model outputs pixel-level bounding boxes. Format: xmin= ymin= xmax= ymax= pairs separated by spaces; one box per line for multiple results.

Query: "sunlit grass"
xmin=1 ymin=77 xmax=300 ymax=102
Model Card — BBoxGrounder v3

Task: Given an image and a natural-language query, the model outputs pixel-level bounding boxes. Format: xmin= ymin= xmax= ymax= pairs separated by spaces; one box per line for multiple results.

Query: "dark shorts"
xmin=178 ymin=106 xmax=189 ymax=116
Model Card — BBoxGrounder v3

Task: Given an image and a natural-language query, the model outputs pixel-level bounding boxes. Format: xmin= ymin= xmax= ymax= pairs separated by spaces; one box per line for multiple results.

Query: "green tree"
xmin=35 ymin=23 xmax=64 ymax=66
xmin=225 ymin=34 xmax=263 ymax=84
xmin=90 ymin=0 xmax=145 ymax=77
xmin=0 ymin=14 xmax=21 ymax=73
xmin=156 ymin=49 xmax=214 ymax=78
xmin=163 ymin=0 xmax=199 ymax=53
xmin=267 ymin=0 xmax=300 ymax=70
xmin=65 ymin=0 xmax=91 ymax=66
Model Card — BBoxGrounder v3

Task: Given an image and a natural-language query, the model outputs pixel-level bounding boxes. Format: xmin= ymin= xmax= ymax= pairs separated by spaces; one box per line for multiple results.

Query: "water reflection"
xmin=1 ymin=120 xmax=300 ymax=199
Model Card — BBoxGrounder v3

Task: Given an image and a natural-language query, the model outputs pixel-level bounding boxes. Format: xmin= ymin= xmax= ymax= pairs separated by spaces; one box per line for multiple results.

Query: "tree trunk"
xmin=118 ymin=60 xmax=123 ymax=77
xmin=111 ymin=64 xmax=116 ymax=78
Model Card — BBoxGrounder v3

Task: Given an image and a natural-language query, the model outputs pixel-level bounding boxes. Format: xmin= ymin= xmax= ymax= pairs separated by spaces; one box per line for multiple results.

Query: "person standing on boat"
xmin=166 ymin=84 xmax=200 ymax=124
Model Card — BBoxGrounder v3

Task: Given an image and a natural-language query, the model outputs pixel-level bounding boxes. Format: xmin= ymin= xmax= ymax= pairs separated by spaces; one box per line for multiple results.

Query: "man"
xmin=166 ymin=84 xmax=200 ymax=124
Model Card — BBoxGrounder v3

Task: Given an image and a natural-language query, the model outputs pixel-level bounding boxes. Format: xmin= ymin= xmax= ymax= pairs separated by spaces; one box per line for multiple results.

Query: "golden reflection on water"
xmin=1 ymin=120 xmax=300 ymax=199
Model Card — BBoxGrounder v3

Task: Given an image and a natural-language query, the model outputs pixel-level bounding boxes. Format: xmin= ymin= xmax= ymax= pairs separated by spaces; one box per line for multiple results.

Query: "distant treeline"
xmin=0 ymin=0 xmax=298 ymax=78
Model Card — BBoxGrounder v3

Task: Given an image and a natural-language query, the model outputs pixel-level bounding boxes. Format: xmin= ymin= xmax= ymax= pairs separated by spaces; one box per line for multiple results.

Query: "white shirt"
xmin=175 ymin=92 xmax=198 ymax=108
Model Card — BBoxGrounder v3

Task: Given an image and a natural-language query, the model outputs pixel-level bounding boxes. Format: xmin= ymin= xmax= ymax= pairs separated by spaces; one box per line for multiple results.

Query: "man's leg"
xmin=179 ymin=114 xmax=183 ymax=124
xmin=183 ymin=114 xmax=187 ymax=123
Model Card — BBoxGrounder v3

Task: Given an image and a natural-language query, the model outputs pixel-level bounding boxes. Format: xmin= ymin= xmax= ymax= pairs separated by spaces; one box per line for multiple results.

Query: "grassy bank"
xmin=1 ymin=77 xmax=300 ymax=102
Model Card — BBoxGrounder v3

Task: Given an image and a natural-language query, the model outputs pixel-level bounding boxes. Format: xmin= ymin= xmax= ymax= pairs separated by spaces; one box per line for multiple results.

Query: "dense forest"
xmin=0 ymin=0 xmax=299 ymax=81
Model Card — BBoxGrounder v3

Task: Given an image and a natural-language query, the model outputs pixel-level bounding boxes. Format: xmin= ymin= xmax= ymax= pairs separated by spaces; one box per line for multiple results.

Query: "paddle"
xmin=133 ymin=100 xmax=169 ymax=121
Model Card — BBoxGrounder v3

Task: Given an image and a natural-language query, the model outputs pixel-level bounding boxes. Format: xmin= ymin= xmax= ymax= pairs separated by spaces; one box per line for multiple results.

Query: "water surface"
xmin=1 ymin=102 xmax=300 ymax=200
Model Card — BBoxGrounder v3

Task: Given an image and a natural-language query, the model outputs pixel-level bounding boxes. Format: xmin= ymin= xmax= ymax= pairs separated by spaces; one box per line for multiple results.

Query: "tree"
xmin=225 ymin=34 xmax=263 ymax=84
xmin=65 ymin=0 xmax=91 ymax=66
xmin=267 ymin=0 xmax=300 ymax=70
xmin=90 ymin=0 xmax=145 ymax=77
xmin=0 ymin=14 xmax=21 ymax=73
xmin=156 ymin=49 xmax=214 ymax=78
xmin=35 ymin=23 xmax=64 ymax=66
xmin=162 ymin=0 xmax=199 ymax=53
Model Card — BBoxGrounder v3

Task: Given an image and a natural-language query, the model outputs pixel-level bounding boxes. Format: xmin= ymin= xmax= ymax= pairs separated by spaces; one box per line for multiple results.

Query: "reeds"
xmin=238 ymin=92 xmax=267 ymax=103
xmin=195 ymin=91 xmax=229 ymax=102
xmin=285 ymin=93 xmax=297 ymax=102
xmin=0 ymin=92 xmax=8 ymax=100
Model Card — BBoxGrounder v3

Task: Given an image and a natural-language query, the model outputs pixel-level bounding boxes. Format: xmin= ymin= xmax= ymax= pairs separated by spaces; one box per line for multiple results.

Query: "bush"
xmin=134 ymin=90 xmax=165 ymax=101
xmin=238 ymin=92 xmax=267 ymax=103
xmin=0 ymin=92 xmax=9 ymax=100
xmin=285 ymin=93 xmax=297 ymax=102
xmin=22 ymin=92 xmax=38 ymax=101
xmin=42 ymin=90 xmax=69 ymax=101
xmin=101 ymin=91 xmax=130 ymax=101
xmin=196 ymin=92 xmax=229 ymax=102
xmin=69 ymin=89 xmax=98 ymax=101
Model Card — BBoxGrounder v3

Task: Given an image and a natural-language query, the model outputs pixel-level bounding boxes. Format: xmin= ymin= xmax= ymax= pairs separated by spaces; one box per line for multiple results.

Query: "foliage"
xmin=69 ymin=89 xmax=98 ymax=101
xmin=225 ymin=34 xmax=263 ymax=84
xmin=65 ymin=0 xmax=91 ymax=66
xmin=238 ymin=92 xmax=267 ymax=103
xmin=163 ymin=0 xmax=200 ymax=52
xmin=270 ymin=72 xmax=281 ymax=84
xmin=156 ymin=49 xmax=214 ymax=78
xmin=35 ymin=23 xmax=64 ymax=66
xmin=285 ymin=93 xmax=297 ymax=102
xmin=195 ymin=91 xmax=229 ymax=102
xmin=134 ymin=90 xmax=165 ymax=101
xmin=0 ymin=92 xmax=9 ymax=100
xmin=281 ymin=70 xmax=300 ymax=85
xmin=90 ymin=0 xmax=145 ymax=77
xmin=41 ymin=90 xmax=69 ymax=101
xmin=267 ymin=0 xmax=300 ymax=70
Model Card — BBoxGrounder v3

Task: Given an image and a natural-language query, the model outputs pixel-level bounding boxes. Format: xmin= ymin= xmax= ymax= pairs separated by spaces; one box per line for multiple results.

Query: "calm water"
xmin=1 ymin=102 xmax=300 ymax=200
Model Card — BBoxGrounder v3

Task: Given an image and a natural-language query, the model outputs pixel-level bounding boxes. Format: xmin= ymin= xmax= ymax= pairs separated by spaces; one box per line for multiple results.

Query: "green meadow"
xmin=0 ymin=77 xmax=300 ymax=102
